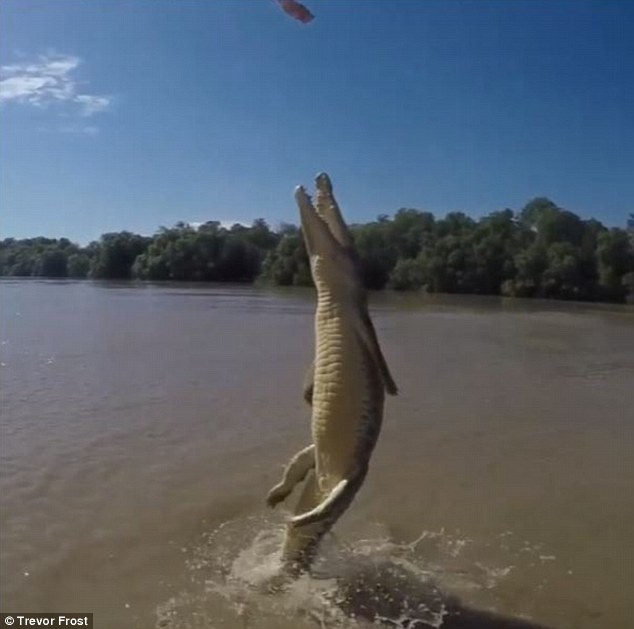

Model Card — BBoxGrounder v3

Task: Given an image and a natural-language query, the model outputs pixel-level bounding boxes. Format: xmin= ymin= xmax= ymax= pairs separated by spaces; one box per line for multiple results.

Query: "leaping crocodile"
xmin=266 ymin=173 xmax=398 ymax=578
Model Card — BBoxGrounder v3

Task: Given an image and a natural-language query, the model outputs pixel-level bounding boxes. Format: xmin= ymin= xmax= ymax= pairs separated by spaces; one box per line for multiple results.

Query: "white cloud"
xmin=74 ymin=94 xmax=110 ymax=116
xmin=0 ymin=53 xmax=110 ymax=118
xmin=187 ymin=220 xmax=252 ymax=230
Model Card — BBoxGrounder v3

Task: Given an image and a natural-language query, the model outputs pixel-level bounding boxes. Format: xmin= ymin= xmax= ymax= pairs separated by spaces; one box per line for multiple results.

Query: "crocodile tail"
xmin=291 ymin=466 xmax=368 ymax=528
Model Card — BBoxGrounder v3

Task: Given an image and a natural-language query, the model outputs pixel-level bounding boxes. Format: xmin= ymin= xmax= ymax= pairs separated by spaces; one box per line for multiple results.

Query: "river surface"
xmin=1 ymin=280 xmax=633 ymax=629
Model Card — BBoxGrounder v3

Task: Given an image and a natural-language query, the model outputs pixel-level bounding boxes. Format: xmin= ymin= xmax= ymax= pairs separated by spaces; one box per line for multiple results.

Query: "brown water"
xmin=1 ymin=280 xmax=633 ymax=629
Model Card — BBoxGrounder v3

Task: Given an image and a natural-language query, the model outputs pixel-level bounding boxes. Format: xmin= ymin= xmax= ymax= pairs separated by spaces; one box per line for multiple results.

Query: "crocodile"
xmin=266 ymin=173 xmax=398 ymax=578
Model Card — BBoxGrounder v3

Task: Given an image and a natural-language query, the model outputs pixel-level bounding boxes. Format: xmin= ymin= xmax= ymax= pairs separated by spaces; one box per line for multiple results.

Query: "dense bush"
xmin=2 ymin=203 xmax=632 ymax=304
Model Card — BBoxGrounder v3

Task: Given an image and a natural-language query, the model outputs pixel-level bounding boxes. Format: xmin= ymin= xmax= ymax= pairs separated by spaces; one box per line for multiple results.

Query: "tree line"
xmin=1 ymin=199 xmax=632 ymax=303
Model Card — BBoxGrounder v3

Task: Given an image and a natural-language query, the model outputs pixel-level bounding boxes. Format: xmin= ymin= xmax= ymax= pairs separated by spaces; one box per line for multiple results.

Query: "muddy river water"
xmin=1 ymin=280 xmax=632 ymax=628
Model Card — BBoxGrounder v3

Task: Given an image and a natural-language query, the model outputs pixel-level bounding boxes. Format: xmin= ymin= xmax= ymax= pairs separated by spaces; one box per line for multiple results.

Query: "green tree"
xmin=541 ymin=242 xmax=586 ymax=299
xmin=67 ymin=253 xmax=92 ymax=278
xmin=519 ymin=197 xmax=560 ymax=228
xmin=596 ymin=228 xmax=634 ymax=300
xmin=33 ymin=248 xmax=68 ymax=277
xmin=2 ymin=199 xmax=632 ymax=304
xmin=389 ymin=257 xmax=425 ymax=290
xmin=503 ymin=243 xmax=548 ymax=297
xmin=91 ymin=232 xmax=151 ymax=279
xmin=243 ymin=218 xmax=279 ymax=251
xmin=470 ymin=210 xmax=521 ymax=294
xmin=216 ymin=236 xmax=261 ymax=281
xmin=351 ymin=220 xmax=398 ymax=290
xmin=390 ymin=209 xmax=435 ymax=260
xmin=260 ymin=231 xmax=312 ymax=286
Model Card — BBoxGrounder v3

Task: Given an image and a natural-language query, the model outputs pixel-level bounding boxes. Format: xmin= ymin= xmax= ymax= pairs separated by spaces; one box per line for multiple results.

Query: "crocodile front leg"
xmin=266 ymin=444 xmax=315 ymax=508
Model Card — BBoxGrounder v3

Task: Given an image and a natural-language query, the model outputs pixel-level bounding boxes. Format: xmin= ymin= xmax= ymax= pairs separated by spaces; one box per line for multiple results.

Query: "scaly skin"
xmin=266 ymin=173 xmax=397 ymax=578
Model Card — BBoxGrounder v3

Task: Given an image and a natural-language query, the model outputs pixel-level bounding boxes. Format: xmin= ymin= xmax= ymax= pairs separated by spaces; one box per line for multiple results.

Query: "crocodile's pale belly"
xmin=311 ymin=310 xmax=383 ymax=485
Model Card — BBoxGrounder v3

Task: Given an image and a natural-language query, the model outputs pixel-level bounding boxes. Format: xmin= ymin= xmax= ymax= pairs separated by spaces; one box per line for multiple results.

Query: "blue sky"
xmin=1 ymin=0 xmax=633 ymax=243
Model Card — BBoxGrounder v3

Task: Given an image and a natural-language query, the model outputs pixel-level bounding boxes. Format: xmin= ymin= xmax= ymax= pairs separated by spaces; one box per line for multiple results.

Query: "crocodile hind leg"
xmin=266 ymin=444 xmax=315 ymax=508
xmin=280 ymin=469 xmax=330 ymax=577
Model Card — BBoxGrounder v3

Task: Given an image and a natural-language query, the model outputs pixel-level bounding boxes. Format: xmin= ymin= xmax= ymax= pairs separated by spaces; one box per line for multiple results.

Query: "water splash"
xmin=155 ymin=516 xmax=555 ymax=629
